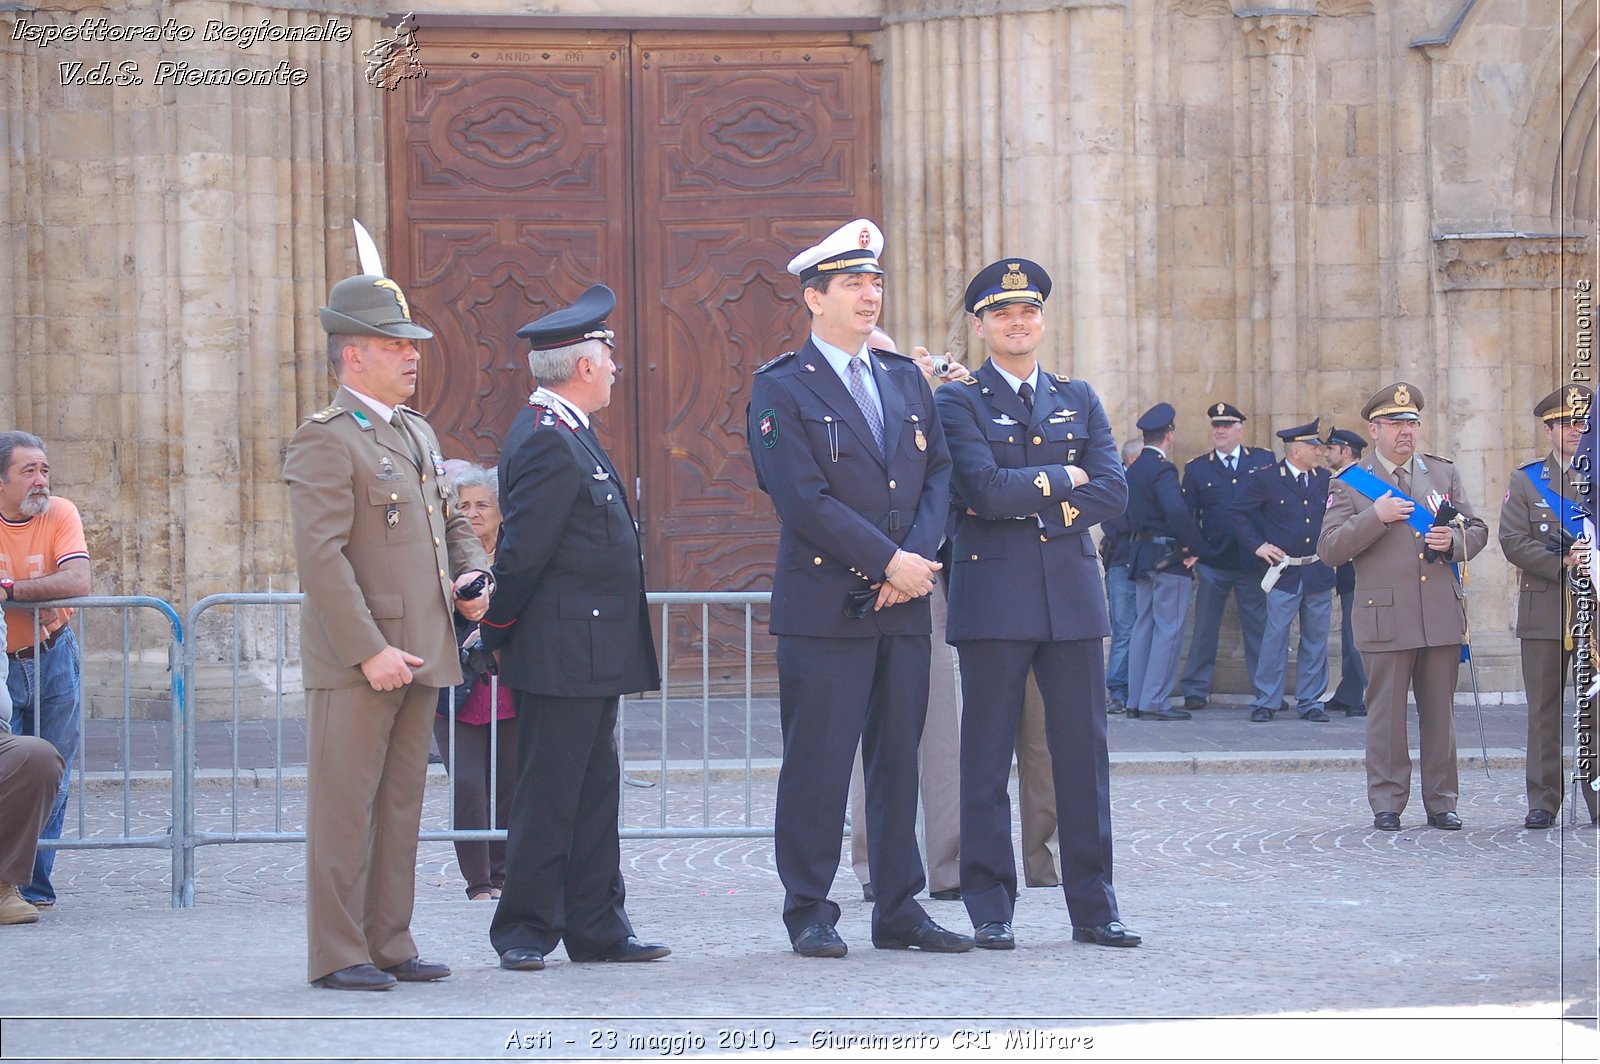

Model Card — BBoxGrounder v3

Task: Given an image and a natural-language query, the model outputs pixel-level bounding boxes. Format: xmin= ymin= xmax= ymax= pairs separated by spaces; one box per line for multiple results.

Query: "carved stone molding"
xmin=1435 ymin=235 xmax=1593 ymax=291
xmin=1317 ymin=0 xmax=1374 ymax=16
xmin=1171 ymin=0 xmax=1231 ymax=15
xmin=1241 ymin=12 xmax=1314 ymax=56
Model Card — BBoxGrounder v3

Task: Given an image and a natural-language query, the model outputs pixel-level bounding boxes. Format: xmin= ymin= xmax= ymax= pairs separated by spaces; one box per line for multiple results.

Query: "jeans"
xmin=6 ymin=626 xmax=81 ymax=903
xmin=1104 ymin=564 xmax=1136 ymax=701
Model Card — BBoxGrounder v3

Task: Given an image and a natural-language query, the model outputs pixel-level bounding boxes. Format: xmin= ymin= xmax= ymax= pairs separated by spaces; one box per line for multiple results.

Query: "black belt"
xmin=8 ymin=627 xmax=64 ymax=662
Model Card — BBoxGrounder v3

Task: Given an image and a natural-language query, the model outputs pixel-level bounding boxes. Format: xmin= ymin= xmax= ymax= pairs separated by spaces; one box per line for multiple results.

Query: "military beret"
xmin=320 ymin=274 xmax=433 ymax=340
xmin=1361 ymin=381 xmax=1423 ymax=422
xmin=1535 ymin=384 xmax=1593 ymax=423
xmin=787 ymin=219 xmax=885 ymax=285
xmin=1137 ymin=402 xmax=1176 ymax=433
xmin=964 ymin=258 xmax=1052 ymax=315
xmin=516 ymin=284 xmax=617 ymax=350
xmin=1276 ymin=418 xmax=1321 ymax=443
xmin=1205 ymin=401 xmax=1246 ymax=424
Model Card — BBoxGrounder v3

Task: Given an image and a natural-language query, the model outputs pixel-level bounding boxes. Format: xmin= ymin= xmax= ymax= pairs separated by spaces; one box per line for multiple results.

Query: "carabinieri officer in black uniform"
xmin=746 ymin=220 xmax=970 ymax=959
xmin=480 ymin=284 xmax=668 ymax=972
xmin=934 ymin=259 xmax=1139 ymax=950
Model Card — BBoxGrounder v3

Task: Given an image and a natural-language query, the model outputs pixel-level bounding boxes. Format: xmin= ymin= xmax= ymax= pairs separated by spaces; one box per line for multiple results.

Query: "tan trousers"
xmin=305 ymin=681 xmax=438 ymax=982
xmin=1016 ymin=672 xmax=1060 ymax=887
xmin=1363 ymin=645 xmax=1461 ymax=816
xmin=0 ymin=734 xmax=63 ymax=884
xmin=1520 ymin=638 xmax=1571 ymax=815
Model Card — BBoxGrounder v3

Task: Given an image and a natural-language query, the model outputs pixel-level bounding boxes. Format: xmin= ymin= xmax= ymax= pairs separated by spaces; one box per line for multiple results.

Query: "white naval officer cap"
xmin=786 ymin=219 xmax=885 ymax=285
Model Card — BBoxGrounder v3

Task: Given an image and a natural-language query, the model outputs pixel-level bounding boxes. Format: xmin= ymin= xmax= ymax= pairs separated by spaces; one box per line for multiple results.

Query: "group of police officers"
xmin=289 ymin=215 xmax=1595 ymax=986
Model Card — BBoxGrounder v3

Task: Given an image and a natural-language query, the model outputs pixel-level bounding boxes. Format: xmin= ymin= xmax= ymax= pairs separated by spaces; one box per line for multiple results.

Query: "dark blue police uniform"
xmin=1229 ymin=424 xmax=1336 ymax=720
xmin=1322 ymin=426 xmax=1369 ymax=715
xmin=1124 ymin=408 xmax=1207 ymax=720
xmin=1179 ymin=414 xmax=1275 ymax=706
xmin=937 ymin=353 xmax=1128 ymax=934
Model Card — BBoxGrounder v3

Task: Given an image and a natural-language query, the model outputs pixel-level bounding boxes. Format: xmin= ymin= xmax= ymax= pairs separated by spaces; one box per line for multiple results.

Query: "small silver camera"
xmin=931 ymin=355 xmax=951 ymax=377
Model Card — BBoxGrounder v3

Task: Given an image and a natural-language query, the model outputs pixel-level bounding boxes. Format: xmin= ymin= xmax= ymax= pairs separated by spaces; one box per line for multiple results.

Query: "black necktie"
xmin=1224 ymin=455 xmax=1235 ymax=474
xmin=1018 ymin=382 xmax=1034 ymax=413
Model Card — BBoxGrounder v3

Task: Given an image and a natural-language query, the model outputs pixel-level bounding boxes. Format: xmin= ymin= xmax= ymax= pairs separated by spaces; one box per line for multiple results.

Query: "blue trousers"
xmin=1104 ymin=565 xmax=1136 ymax=701
xmin=1180 ymin=563 xmax=1266 ymax=701
xmin=1127 ymin=572 xmax=1192 ymax=713
xmin=1250 ymin=587 xmax=1333 ymax=715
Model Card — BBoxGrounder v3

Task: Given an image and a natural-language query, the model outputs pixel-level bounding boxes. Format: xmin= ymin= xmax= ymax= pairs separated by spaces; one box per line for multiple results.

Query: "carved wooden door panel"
xmin=387 ymin=31 xmax=638 ymax=476
xmin=630 ymin=35 xmax=879 ymax=598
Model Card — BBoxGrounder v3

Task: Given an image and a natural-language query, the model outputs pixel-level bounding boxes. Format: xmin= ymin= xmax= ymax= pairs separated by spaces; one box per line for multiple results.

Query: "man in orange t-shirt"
xmin=0 ymin=431 xmax=91 ymax=907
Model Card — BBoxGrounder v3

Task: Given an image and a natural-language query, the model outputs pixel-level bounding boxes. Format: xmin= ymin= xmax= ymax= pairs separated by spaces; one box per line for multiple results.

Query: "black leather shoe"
xmin=1106 ymin=697 xmax=1126 ymax=715
xmin=861 ymin=884 xmax=875 ymax=902
xmin=499 ymin=948 xmax=546 ymax=971
xmin=873 ymin=918 xmax=975 ymax=953
xmin=1344 ymin=703 xmax=1367 ymax=717
xmin=929 ymin=888 xmax=962 ymax=901
xmin=593 ymin=936 xmax=671 ymax=962
xmin=974 ymin=921 xmax=1015 ymax=950
xmin=1373 ymin=812 xmax=1401 ymax=831
xmin=382 ymin=957 xmax=450 ymax=982
xmin=1525 ymin=809 xmax=1555 ymax=829
xmin=1426 ymin=811 xmax=1463 ymax=830
xmin=1071 ymin=921 xmax=1141 ymax=947
xmin=1299 ymin=706 xmax=1330 ymax=722
xmin=793 ymin=923 xmax=848 ymax=958
xmin=1183 ymin=696 xmax=1207 ymax=712
xmin=1249 ymin=707 xmax=1273 ymax=722
xmin=312 ymin=963 xmax=397 ymax=991
xmin=1139 ymin=706 xmax=1192 ymax=721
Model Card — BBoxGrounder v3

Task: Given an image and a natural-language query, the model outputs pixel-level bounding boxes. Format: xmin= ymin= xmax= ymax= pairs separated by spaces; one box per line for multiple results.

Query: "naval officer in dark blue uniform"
xmin=1230 ymin=419 xmax=1337 ymax=722
xmin=1124 ymin=405 xmax=1207 ymax=720
xmin=935 ymin=259 xmax=1138 ymax=950
xmin=1178 ymin=403 xmax=1275 ymax=710
xmin=746 ymin=220 xmax=970 ymax=958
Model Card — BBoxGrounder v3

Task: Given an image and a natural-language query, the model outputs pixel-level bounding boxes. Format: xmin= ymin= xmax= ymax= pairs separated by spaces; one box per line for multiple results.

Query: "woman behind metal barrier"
xmin=433 ymin=465 xmax=517 ymax=900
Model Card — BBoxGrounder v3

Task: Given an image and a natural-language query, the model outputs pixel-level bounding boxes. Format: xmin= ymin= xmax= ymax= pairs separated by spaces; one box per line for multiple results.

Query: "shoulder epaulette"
xmin=959 ymin=374 xmax=979 ymax=386
xmin=872 ymin=348 xmax=915 ymax=365
xmin=1052 ymin=373 xmax=1071 ymax=384
xmin=1518 ymin=458 xmax=1546 ymax=473
xmin=306 ymin=405 xmax=344 ymax=423
xmin=1422 ymin=452 xmax=1453 ymax=464
xmin=754 ymin=351 xmax=795 ymax=375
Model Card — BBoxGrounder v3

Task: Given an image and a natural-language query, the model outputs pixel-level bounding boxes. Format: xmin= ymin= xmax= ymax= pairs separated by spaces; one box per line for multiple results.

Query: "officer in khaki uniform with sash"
xmin=1498 ymin=384 xmax=1594 ymax=828
xmin=1318 ymin=382 xmax=1488 ymax=831
xmin=286 ymin=274 xmax=491 ymax=990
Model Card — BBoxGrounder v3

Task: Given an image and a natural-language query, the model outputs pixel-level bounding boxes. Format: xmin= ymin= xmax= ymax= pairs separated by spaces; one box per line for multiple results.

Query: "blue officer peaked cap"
xmin=516 ymin=284 xmax=617 ymax=350
xmin=1137 ymin=403 xmax=1176 ymax=433
xmin=964 ymin=258 xmax=1052 ymax=315
xmin=1325 ymin=425 xmax=1367 ymax=455
xmin=1276 ymin=418 xmax=1321 ymax=443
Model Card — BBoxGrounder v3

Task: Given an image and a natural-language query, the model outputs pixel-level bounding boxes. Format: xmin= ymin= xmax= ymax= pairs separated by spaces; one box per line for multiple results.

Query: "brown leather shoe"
xmin=312 ymin=963 xmax=397 ymax=991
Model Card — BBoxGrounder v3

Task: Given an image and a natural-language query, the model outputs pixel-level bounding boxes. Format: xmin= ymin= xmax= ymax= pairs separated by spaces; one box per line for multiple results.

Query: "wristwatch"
xmin=0 ymin=578 xmax=12 ymax=602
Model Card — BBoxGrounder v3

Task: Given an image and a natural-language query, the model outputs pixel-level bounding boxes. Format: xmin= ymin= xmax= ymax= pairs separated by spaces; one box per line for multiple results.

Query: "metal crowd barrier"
xmin=3 ymin=597 xmax=184 ymax=904
xmin=172 ymin=590 xmax=776 ymax=907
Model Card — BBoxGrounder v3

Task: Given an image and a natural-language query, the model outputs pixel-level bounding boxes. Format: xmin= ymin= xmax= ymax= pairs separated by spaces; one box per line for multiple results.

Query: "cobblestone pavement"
xmin=1 ymin=769 xmax=1594 ymax=1063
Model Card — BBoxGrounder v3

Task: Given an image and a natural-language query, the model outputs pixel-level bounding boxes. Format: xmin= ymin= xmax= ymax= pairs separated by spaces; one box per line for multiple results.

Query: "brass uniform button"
xmin=813 ymin=557 xmax=823 ymax=566
xmin=888 ymin=480 xmax=896 ymax=489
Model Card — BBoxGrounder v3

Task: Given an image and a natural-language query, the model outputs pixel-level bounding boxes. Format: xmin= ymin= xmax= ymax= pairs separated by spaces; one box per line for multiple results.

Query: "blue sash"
xmin=1524 ymin=463 xmax=1586 ymax=541
xmin=1338 ymin=464 xmax=1469 ymax=661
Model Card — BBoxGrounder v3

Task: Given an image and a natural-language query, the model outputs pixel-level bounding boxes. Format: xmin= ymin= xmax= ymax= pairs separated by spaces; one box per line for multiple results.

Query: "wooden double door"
xmin=386 ymin=27 xmax=880 ymax=618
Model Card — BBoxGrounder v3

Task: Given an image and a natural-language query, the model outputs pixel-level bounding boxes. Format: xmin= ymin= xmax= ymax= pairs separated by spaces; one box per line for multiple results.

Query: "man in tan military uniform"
xmin=285 ymin=274 xmax=490 ymax=990
xmin=1318 ymin=382 xmax=1489 ymax=831
xmin=1499 ymin=385 xmax=1595 ymax=828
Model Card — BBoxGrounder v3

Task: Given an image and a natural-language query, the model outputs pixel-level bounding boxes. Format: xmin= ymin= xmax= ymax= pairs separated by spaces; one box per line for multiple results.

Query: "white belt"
xmin=1261 ymin=554 xmax=1318 ymax=592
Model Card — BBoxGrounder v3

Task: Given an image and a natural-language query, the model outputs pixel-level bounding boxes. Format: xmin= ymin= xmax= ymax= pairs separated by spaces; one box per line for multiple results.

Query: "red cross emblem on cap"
xmin=858 ymin=227 xmax=871 ymax=248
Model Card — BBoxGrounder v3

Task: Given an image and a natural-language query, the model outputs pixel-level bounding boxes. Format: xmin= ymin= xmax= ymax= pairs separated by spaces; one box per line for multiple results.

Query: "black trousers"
xmin=774 ymin=633 xmax=931 ymax=942
xmin=489 ymin=692 xmax=633 ymax=960
xmin=956 ymin=638 xmax=1119 ymax=929
xmin=432 ymin=713 xmax=517 ymax=897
